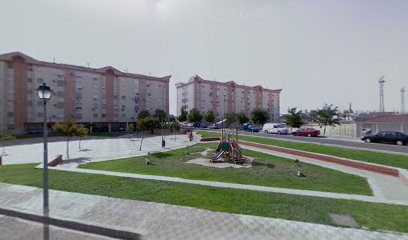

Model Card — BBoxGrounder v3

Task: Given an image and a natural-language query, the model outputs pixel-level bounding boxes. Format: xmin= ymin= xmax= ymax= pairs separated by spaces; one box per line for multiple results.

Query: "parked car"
xmin=209 ymin=123 xmax=220 ymax=129
xmin=361 ymin=131 xmax=408 ymax=145
xmin=292 ymin=128 xmax=320 ymax=137
xmin=262 ymin=123 xmax=289 ymax=135
xmin=242 ymin=123 xmax=260 ymax=132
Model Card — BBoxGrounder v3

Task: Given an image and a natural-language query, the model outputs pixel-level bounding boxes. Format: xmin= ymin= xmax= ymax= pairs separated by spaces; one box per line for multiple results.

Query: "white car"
xmin=262 ymin=123 xmax=289 ymax=135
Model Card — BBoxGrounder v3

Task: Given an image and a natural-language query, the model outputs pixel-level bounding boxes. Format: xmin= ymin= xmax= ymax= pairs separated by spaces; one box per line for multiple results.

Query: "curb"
xmin=0 ymin=207 xmax=141 ymax=240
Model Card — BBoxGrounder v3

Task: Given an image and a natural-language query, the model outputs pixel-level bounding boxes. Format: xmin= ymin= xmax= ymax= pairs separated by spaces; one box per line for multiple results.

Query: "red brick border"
xmin=240 ymin=141 xmax=399 ymax=177
xmin=48 ymin=155 xmax=63 ymax=167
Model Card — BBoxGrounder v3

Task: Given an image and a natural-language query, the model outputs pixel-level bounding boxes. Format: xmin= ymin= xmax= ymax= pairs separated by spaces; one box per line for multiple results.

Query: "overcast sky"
xmin=1 ymin=0 xmax=407 ymax=115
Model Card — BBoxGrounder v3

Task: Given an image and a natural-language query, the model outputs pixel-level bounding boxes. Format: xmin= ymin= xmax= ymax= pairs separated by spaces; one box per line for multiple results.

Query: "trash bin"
xmin=162 ymin=139 xmax=166 ymax=148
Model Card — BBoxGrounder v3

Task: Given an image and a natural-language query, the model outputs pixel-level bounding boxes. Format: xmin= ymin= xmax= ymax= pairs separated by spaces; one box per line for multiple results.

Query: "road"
xmin=205 ymin=130 xmax=408 ymax=155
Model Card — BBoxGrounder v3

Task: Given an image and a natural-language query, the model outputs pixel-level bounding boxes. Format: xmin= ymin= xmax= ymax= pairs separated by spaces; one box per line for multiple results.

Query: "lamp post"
xmin=36 ymin=83 xmax=52 ymax=215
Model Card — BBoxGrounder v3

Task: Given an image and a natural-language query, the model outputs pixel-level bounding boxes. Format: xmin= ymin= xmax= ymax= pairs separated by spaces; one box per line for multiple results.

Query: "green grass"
xmin=200 ymin=131 xmax=408 ymax=170
xmin=0 ymin=163 xmax=407 ymax=233
xmin=79 ymin=143 xmax=372 ymax=195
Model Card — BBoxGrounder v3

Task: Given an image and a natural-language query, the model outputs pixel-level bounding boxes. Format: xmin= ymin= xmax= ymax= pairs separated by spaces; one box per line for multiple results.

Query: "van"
xmin=262 ymin=123 xmax=289 ymax=135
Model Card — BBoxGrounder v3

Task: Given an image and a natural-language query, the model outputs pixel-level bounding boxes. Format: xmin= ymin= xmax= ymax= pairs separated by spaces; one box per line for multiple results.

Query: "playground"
xmin=1 ymin=130 xmax=408 ymax=234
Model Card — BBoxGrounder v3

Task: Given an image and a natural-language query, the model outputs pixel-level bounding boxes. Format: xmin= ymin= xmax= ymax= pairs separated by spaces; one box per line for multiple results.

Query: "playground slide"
xmin=212 ymin=150 xmax=225 ymax=161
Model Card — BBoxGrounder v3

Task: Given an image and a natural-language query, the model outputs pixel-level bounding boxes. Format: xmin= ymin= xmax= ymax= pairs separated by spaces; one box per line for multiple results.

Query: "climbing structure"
xmin=212 ymin=130 xmax=245 ymax=164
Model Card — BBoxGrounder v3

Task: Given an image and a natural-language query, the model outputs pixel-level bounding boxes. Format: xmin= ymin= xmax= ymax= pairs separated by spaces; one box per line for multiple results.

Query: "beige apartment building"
xmin=176 ymin=75 xmax=282 ymax=122
xmin=0 ymin=52 xmax=170 ymax=134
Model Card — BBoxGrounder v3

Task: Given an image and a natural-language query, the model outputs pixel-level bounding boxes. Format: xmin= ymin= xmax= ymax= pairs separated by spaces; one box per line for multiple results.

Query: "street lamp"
xmin=36 ymin=83 xmax=52 ymax=215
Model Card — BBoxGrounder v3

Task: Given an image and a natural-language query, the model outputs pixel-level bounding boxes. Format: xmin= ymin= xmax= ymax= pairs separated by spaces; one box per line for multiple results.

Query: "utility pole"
xmin=401 ymin=87 xmax=406 ymax=113
xmin=379 ymin=76 xmax=385 ymax=112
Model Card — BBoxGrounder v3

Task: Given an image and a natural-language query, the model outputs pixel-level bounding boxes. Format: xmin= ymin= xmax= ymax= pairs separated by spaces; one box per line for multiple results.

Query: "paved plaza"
xmin=1 ymin=134 xmax=198 ymax=167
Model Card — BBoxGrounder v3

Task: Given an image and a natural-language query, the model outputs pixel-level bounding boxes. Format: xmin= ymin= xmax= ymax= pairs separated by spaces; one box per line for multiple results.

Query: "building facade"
xmin=0 ymin=52 xmax=170 ymax=134
xmin=176 ymin=75 xmax=282 ymax=122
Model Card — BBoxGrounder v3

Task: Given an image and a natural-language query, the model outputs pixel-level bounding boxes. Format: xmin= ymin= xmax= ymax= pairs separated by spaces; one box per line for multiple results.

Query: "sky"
xmin=1 ymin=0 xmax=407 ymax=115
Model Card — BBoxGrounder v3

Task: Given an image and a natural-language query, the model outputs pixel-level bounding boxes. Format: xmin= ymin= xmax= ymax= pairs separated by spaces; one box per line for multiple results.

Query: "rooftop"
xmin=0 ymin=52 xmax=171 ymax=82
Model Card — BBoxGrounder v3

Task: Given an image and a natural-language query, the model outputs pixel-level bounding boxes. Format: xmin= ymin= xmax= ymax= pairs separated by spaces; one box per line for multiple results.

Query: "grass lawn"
xmin=79 ymin=143 xmax=372 ymax=195
xmin=199 ymin=131 xmax=408 ymax=170
xmin=0 ymin=163 xmax=407 ymax=233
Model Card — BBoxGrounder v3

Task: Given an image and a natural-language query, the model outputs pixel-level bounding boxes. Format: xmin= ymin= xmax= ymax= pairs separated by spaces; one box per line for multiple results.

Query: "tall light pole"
xmin=36 ymin=83 xmax=52 ymax=215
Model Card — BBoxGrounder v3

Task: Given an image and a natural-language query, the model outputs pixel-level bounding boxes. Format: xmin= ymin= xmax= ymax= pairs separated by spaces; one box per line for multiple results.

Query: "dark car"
xmin=209 ymin=124 xmax=220 ymax=129
xmin=361 ymin=131 xmax=408 ymax=146
xmin=242 ymin=123 xmax=260 ymax=132
xmin=292 ymin=128 xmax=320 ymax=137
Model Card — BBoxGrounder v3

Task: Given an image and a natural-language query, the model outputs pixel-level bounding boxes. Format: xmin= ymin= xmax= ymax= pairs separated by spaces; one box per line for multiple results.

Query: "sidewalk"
xmin=1 ymin=183 xmax=407 ymax=240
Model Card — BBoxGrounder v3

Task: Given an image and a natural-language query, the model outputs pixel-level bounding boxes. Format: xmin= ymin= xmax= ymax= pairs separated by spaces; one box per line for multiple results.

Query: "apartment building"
xmin=176 ymin=75 xmax=282 ymax=122
xmin=0 ymin=52 xmax=170 ymax=133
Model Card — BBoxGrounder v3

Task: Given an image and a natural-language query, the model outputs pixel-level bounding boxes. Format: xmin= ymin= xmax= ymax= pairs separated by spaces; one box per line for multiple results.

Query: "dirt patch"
xmin=185 ymin=157 xmax=253 ymax=169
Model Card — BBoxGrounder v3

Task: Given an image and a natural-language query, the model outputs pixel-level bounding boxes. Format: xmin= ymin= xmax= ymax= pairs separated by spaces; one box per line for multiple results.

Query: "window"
xmin=57 ymin=80 xmax=64 ymax=87
xmin=27 ymin=77 xmax=33 ymax=82
xmin=102 ymin=114 xmax=106 ymax=118
xmin=93 ymin=113 xmax=98 ymax=118
xmin=37 ymin=78 xmax=44 ymax=84
xmin=57 ymin=91 xmax=64 ymax=98
xmin=121 ymin=96 xmax=126 ymax=100
xmin=37 ymin=112 xmax=43 ymax=118
xmin=121 ymin=113 xmax=126 ymax=118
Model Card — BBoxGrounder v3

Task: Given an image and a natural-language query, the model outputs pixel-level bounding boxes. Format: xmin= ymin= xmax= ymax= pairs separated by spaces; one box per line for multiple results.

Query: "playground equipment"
xmin=211 ymin=129 xmax=245 ymax=164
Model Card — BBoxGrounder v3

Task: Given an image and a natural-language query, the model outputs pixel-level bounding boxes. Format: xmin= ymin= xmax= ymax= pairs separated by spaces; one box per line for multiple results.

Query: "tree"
xmin=204 ymin=110 xmax=215 ymax=124
xmin=236 ymin=112 xmax=249 ymax=125
xmin=138 ymin=117 xmax=156 ymax=134
xmin=188 ymin=108 xmax=203 ymax=125
xmin=0 ymin=134 xmax=15 ymax=156
xmin=127 ymin=123 xmax=135 ymax=134
xmin=178 ymin=107 xmax=188 ymax=122
xmin=153 ymin=109 xmax=167 ymax=122
xmin=52 ymin=121 xmax=81 ymax=158
xmin=169 ymin=115 xmax=176 ymax=123
xmin=312 ymin=104 xmax=341 ymax=135
xmin=76 ymin=125 xmax=89 ymax=149
xmin=225 ymin=112 xmax=237 ymax=128
xmin=284 ymin=107 xmax=303 ymax=130
xmin=138 ymin=110 xmax=151 ymax=120
xmin=251 ymin=108 xmax=269 ymax=126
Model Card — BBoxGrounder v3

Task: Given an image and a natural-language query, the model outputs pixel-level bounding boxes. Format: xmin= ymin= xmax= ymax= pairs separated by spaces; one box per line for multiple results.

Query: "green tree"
xmin=52 ymin=120 xmax=81 ymax=158
xmin=153 ymin=109 xmax=167 ymax=122
xmin=236 ymin=112 xmax=249 ymax=125
xmin=204 ymin=110 xmax=215 ymax=124
xmin=312 ymin=104 xmax=341 ymax=135
xmin=138 ymin=117 xmax=156 ymax=134
xmin=178 ymin=107 xmax=188 ymax=122
xmin=0 ymin=134 xmax=15 ymax=156
xmin=188 ymin=108 xmax=203 ymax=125
xmin=76 ymin=125 xmax=89 ymax=149
xmin=251 ymin=108 xmax=269 ymax=126
xmin=225 ymin=112 xmax=237 ymax=128
xmin=284 ymin=107 xmax=303 ymax=130
xmin=138 ymin=110 xmax=151 ymax=120
xmin=127 ymin=123 xmax=135 ymax=134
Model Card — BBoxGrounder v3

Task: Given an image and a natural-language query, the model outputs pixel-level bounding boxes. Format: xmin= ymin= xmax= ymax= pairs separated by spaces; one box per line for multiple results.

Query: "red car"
xmin=292 ymin=128 xmax=320 ymax=137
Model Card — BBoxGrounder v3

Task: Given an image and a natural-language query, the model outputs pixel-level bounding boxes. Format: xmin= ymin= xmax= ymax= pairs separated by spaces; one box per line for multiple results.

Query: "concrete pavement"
xmin=1 ymin=134 xmax=199 ymax=167
xmin=0 ymin=214 xmax=114 ymax=240
xmin=1 ymin=183 xmax=407 ymax=240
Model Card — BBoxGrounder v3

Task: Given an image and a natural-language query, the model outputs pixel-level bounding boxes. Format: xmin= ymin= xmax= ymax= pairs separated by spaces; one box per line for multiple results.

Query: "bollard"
xmin=0 ymin=156 xmax=2 ymax=165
